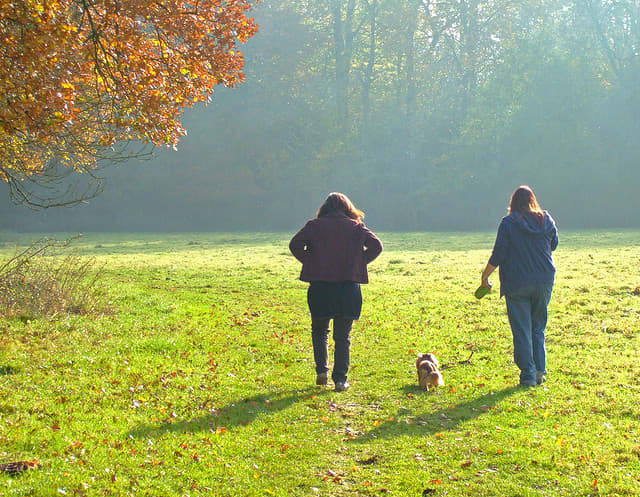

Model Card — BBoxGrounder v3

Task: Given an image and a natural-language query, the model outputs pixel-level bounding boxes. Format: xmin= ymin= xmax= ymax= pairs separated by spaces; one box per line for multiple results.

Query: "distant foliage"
xmin=2 ymin=1 xmax=638 ymax=230
xmin=0 ymin=0 xmax=257 ymax=206
xmin=0 ymin=238 xmax=104 ymax=318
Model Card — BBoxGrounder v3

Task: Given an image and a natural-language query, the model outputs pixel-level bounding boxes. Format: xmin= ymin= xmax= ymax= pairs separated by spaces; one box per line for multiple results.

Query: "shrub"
xmin=0 ymin=237 xmax=104 ymax=318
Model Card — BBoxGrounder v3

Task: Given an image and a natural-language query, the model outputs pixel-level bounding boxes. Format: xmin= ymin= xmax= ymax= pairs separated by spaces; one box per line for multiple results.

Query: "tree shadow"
xmin=352 ymin=385 xmax=521 ymax=443
xmin=128 ymin=387 xmax=330 ymax=439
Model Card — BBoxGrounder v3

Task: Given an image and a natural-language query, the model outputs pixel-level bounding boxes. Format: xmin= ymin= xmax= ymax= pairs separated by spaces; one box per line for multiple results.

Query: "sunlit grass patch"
xmin=1 ymin=231 xmax=639 ymax=496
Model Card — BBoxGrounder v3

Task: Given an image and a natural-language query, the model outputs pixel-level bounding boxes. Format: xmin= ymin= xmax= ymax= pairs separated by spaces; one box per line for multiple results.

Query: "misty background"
xmin=1 ymin=0 xmax=639 ymax=232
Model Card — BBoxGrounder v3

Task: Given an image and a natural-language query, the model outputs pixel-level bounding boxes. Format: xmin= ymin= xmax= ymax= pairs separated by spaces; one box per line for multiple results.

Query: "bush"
xmin=0 ymin=237 xmax=104 ymax=318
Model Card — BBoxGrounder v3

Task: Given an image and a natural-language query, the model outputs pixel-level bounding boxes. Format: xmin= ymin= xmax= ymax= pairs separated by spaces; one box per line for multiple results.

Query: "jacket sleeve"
xmin=289 ymin=222 xmax=311 ymax=263
xmin=488 ymin=219 xmax=509 ymax=267
xmin=362 ymin=226 xmax=383 ymax=264
xmin=549 ymin=216 xmax=559 ymax=251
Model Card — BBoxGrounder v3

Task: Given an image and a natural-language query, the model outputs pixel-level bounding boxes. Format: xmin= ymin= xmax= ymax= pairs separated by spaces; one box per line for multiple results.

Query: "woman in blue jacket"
xmin=481 ymin=186 xmax=558 ymax=387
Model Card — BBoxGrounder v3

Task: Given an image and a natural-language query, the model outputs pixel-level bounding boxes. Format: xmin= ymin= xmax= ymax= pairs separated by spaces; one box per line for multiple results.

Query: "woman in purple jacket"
xmin=481 ymin=186 xmax=558 ymax=387
xmin=290 ymin=193 xmax=383 ymax=392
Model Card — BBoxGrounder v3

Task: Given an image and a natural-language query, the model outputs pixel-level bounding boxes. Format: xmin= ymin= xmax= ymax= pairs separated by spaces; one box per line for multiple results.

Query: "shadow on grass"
xmin=128 ymin=387 xmax=330 ymax=439
xmin=0 ymin=365 xmax=17 ymax=375
xmin=353 ymin=385 xmax=521 ymax=442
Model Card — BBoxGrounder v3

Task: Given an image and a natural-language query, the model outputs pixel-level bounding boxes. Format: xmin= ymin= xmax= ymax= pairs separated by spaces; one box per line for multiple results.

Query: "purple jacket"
xmin=289 ymin=213 xmax=383 ymax=284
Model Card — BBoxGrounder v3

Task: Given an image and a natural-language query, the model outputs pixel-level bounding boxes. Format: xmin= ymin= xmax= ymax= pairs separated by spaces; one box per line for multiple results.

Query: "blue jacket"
xmin=489 ymin=211 xmax=558 ymax=296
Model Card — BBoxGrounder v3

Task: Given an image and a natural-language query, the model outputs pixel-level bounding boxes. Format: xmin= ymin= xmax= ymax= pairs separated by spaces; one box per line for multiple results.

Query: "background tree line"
xmin=2 ymin=0 xmax=639 ymax=232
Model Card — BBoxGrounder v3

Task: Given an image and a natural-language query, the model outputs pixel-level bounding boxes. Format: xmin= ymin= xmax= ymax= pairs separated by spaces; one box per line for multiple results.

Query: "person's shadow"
xmin=0 ymin=365 xmax=17 ymax=375
xmin=352 ymin=385 xmax=520 ymax=443
xmin=128 ymin=387 xmax=329 ymax=439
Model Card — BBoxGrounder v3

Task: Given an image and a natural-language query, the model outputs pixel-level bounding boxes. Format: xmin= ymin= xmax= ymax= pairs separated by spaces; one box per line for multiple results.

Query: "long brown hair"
xmin=317 ymin=192 xmax=365 ymax=222
xmin=509 ymin=185 xmax=545 ymax=226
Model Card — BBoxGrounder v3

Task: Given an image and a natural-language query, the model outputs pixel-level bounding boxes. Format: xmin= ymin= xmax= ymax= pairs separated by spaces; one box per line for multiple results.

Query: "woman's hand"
xmin=481 ymin=262 xmax=497 ymax=288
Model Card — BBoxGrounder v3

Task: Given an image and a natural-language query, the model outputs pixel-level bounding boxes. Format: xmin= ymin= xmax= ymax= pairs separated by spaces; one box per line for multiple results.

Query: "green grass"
xmin=1 ymin=231 xmax=639 ymax=496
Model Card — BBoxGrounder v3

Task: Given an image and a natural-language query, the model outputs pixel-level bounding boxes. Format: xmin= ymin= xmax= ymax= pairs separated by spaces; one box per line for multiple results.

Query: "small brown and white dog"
xmin=416 ymin=353 xmax=444 ymax=391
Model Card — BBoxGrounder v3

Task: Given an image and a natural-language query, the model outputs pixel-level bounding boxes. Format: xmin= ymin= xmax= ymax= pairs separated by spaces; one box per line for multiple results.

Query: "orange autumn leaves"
xmin=0 ymin=0 xmax=257 ymax=181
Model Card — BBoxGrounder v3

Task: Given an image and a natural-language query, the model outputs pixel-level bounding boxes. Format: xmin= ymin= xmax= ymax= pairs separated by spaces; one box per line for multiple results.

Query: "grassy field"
xmin=1 ymin=231 xmax=639 ymax=496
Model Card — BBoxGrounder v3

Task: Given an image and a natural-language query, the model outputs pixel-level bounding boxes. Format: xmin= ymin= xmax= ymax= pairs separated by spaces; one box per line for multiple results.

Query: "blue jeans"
xmin=505 ymin=283 xmax=553 ymax=385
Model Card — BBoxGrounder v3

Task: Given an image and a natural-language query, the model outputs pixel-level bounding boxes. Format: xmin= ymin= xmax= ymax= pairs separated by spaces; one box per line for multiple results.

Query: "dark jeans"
xmin=505 ymin=283 xmax=554 ymax=384
xmin=311 ymin=317 xmax=353 ymax=384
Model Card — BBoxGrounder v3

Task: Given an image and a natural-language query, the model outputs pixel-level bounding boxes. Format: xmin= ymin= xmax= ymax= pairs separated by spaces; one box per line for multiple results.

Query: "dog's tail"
xmin=434 ymin=371 xmax=445 ymax=386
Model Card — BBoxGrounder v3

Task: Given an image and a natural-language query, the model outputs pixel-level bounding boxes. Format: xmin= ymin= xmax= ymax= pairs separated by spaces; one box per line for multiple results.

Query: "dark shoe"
xmin=335 ymin=381 xmax=350 ymax=392
xmin=536 ymin=373 xmax=546 ymax=385
xmin=519 ymin=380 xmax=537 ymax=388
xmin=316 ymin=373 xmax=328 ymax=386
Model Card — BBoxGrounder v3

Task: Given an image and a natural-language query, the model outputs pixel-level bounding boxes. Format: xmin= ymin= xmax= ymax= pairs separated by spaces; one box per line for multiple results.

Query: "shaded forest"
xmin=2 ymin=0 xmax=639 ymax=232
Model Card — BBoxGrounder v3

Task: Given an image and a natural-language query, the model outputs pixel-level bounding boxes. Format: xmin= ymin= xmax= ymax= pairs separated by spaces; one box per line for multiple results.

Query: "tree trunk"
xmin=404 ymin=3 xmax=421 ymax=162
xmin=331 ymin=0 xmax=356 ymax=122
xmin=362 ymin=0 xmax=377 ymax=127
xmin=583 ymin=0 xmax=619 ymax=77
xmin=460 ymin=0 xmax=479 ymax=113
xmin=405 ymin=18 xmax=417 ymax=121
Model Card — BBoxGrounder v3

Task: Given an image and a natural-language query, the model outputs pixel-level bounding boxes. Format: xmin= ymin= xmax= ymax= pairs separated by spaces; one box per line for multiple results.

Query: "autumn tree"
xmin=0 ymin=0 xmax=257 ymax=207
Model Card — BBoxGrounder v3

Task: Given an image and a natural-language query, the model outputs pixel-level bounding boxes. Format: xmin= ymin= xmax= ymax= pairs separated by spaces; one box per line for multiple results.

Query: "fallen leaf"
xmin=0 ymin=461 xmax=38 ymax=474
